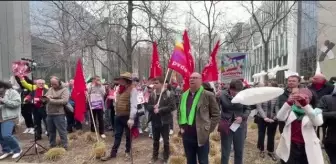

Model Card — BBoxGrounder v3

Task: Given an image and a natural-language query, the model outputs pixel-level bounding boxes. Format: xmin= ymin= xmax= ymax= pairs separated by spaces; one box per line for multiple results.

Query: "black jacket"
xmin=219 ymin=91 xmax=251 ymax=123
xmin=145 ymin=90 xmax=176 ymax=126
xmin=308 ymin=83 xmax=335 ymax=100
xmin=317 ymin=94 xmax=336 ymax=144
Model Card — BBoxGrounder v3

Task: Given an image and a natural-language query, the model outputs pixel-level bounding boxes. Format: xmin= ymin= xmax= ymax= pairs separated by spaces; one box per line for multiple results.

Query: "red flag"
xmin=182 ymin=77 xmax=190 ymax=92
xmin=168 ymin=42 xmax=191 ymax=77
xmin=202 ymin=40 xmax=220 ymax=82
xmin=71 ymin=59 xmax=87 ymax=122
xmin=183 ymin=30 xmax=195 ymax=73
xmin=149 ymin=42 xmax=162 ymax=79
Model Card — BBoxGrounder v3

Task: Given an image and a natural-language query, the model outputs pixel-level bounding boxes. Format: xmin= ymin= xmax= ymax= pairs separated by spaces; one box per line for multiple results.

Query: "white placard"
xmin=230 ymin=123 xmax=240 ymax=132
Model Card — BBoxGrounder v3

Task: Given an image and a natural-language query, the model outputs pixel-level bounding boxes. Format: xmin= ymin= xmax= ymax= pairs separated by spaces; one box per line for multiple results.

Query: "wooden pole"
xmin=156 ymin=69 xmax=171 ymax=105
xmin=87 ymin=84 xmax=100 ymax=143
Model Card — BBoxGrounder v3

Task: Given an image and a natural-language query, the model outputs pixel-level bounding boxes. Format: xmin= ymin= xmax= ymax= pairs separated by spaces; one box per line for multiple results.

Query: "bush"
xmin=44 ymin=147 xmax=66 ymax=161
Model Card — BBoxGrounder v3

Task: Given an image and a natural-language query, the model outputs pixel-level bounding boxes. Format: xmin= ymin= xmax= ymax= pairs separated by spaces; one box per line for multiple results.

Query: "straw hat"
xmin=116 ymin=72 xmax=132 ymax=81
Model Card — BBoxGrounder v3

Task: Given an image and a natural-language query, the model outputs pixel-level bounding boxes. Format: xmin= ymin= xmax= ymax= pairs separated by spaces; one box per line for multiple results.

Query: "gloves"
xmin=297 ymin=94 xmax=308 ymax=107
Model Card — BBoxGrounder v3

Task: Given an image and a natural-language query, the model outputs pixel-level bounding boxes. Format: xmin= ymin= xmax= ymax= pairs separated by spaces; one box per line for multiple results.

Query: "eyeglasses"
xmin=190 ymin=77 xmax=200 ymax=80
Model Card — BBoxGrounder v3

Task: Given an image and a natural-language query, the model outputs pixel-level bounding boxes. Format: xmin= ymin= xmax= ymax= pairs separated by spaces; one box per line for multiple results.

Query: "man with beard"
xmin=278 ymin=75 xmax=301 ymax=134
xmin=308 ymin=73 xmax=335 ymax=141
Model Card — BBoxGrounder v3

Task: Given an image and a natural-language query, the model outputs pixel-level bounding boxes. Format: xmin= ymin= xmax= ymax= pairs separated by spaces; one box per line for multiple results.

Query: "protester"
xmin=22 ymin=78 xmax=48 ymax=140
xmin=144 ymin=84 xmax=154 ymax=138
xmin=166 ymin=83 xmax=175 ymax=135
xmin=308 ymin=73 xmax=335 ymax=141
xmin=256 ymin=82 xmax=279 ymax=161
xmin=87 ymin=76 xmax=106 ymax=138
xmin=278 ymin=75 xmax=301 ymax=134
xmin=101 ymin=72 xmax=138 ymax=161
xmin=178 ymin=72 xmax=220 ymax=164
xmin=218 ymin=79 xmax=251 ymax=164
xmin=44 ymin=76 xmax=69 ymax=150
xmin=276 ymin=88 xmax=324 ymax=164
xmin=315 ymin=91 xmax=336 ymax=163
xmin=66 ymin=79 xmax=81 ymax=132
xmin=14 ymin=76 xmax=34 ymax=134
xmin=147 ymin=76 xmax=176 ymax=164
xmin=0 ymin=80 xmax=22 ymax=159
xmin=105 ymin=81 xmax=117 ymax=132
xmin=133 ymin=77 xmax=145 ymax=134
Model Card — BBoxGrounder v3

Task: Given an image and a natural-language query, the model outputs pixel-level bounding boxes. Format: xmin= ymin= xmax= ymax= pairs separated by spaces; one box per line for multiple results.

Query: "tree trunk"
xmin=126 ymin=0 xmax=133 ymax=72
xmin=263 ymin=43 xmax=269 ymax=81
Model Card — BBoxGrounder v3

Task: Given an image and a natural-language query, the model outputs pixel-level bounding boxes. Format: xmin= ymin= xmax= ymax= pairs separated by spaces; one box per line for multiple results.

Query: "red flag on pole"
xmin=149 ymin=42 xmax=162 ymax=79
xmin=202 ymin=40 xmax=220 ymax=82
xmin=182 ymin=30 xmax=195 ymax=91
xmin=71 ymin=59 xmax=87 ymax=122
xmin=168 ymin=42 xmax=191 ymax=77
xmin=183 ymin=30 xmax=195 ymax=73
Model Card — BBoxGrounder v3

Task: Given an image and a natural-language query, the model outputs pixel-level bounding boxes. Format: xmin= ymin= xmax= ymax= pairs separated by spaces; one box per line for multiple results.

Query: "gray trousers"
xmin=47 ymin=115 xmax=68 ymax=149
xmin=220 ymin=123 xmax=246 ymax=164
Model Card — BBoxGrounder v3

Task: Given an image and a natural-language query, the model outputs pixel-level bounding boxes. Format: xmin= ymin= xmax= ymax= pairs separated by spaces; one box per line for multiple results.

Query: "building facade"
xmin=317 ymin=1 xmax=336 ymax=80
xmin=297 ymin=1 xmax=318 ymax=80
xmin=224 ymin=1 xmax=322 ymax=84
xmin=0 ymin=1 xmax=31 ymax=80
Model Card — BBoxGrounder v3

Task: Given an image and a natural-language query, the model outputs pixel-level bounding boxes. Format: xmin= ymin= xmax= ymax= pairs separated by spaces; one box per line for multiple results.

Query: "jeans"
xmin=325 ymin=143 xmax=336 ymax=164
xmin=280 ymin=142 xmax=308 ymax=164
xmin=0 ymin=120 xmax=21 ymax=153
xmin=110 ymin=106 xmax=115 ymax=130
xmin=182 ymin=134 xmax=209 ymax=164
xmin=33 ymin=108 xmax=47 ymax=138
xmin=221 ymin=124 xmax=246 ymax=164
xmin=257 ymin=118 xmax=278 ymax=152
xmin=90 ymin=109 xmax=104 ymax=135
xmin=21 ymin=104 xmax=34 ymax=128
xmin=111 ymin=116 xmax=131 ymax=154
xmin=47 ymin=115 xmax=68 ymax=148
xmin=65 ymin=110 xmax=82 ymax=132
xmin=152 ymin=124 xmax=170 ymax=160
xmin=145 ymin=110 xmax=152 ymax=134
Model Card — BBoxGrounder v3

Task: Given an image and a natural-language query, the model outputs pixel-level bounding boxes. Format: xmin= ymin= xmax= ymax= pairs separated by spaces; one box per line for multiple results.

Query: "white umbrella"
xmin=231 ymin=87 xmax=284 ymax=105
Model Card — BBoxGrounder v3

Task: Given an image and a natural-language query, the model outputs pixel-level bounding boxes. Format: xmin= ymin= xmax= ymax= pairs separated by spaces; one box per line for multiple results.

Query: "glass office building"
xmin=297 ymin=1 xmax=318 ymax=79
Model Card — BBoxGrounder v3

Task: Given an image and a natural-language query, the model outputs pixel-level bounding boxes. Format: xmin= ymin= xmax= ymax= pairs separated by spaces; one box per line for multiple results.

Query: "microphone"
xmin=21 ymin=58 xmax=34 ymax=62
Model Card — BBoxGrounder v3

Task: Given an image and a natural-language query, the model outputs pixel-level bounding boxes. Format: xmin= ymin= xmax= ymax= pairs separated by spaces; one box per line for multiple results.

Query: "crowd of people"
xmin=0 ymin=71 xmax=335 ymax=164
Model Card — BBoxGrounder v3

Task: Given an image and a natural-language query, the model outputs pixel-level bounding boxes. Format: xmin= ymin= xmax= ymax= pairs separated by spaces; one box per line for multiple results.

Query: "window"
xmin=283 ymin=55 xmax=288 ymax=65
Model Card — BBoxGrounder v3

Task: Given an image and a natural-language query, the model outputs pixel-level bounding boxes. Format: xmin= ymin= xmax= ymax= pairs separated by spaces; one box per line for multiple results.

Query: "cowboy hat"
xmin=116 ymin=72 xmax=132 ymax=81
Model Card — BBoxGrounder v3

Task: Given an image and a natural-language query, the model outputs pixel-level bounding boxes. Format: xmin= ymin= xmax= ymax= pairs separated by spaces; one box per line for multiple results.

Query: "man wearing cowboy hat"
xmin=102 ymin=72 xmax=138 ymax=161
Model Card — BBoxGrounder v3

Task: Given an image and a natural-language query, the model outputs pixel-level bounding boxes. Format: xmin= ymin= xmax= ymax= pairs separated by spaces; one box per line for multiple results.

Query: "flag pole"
xmin=87 ymin=84 xmax=100 ymax=143
xmin=157 ymin=68 xmax=171 ymax=104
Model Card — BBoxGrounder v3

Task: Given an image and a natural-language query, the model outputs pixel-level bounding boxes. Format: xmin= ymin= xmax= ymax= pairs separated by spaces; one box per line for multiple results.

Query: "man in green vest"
xmin=178 ymin=72 xmax=220 ymax=164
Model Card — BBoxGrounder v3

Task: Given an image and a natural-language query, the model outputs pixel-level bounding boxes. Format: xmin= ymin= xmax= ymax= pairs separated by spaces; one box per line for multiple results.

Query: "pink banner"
xmin=12 ymin=61 xmax=31 ymax=76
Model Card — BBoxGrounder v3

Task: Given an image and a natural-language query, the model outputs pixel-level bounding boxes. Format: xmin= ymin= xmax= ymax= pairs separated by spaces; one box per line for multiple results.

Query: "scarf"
xmin=179 ymin=86 xmax=204 ymax=125
xmin=292 ymin=105 xmax=305 ymax=120
xmin=118 ymin=85 xmax=126 ymax=94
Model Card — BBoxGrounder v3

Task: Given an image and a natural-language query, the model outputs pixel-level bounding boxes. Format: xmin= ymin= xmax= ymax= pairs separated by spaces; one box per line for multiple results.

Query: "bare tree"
xmin=241 ymin=1 xmax=297 ymax=74
xmin=30 ymin=1 xmax=86 ymax=81
xmin=188 ymin=1 xmax=224 ymax=55
xmin=51 ymin=1 xmax=179 ymax=76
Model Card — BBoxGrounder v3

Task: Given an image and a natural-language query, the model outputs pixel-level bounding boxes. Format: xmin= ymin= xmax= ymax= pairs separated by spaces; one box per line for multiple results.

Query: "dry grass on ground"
xmin=6 ymin=119 xmax=330 ymax=164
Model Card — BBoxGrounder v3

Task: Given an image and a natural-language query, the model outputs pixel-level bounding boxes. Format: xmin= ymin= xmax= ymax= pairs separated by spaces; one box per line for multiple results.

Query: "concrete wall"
xmin=0 ymin=1 xmax=31 ymax=80
xmin=317 ymin=1 xmax=336 ymax=79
